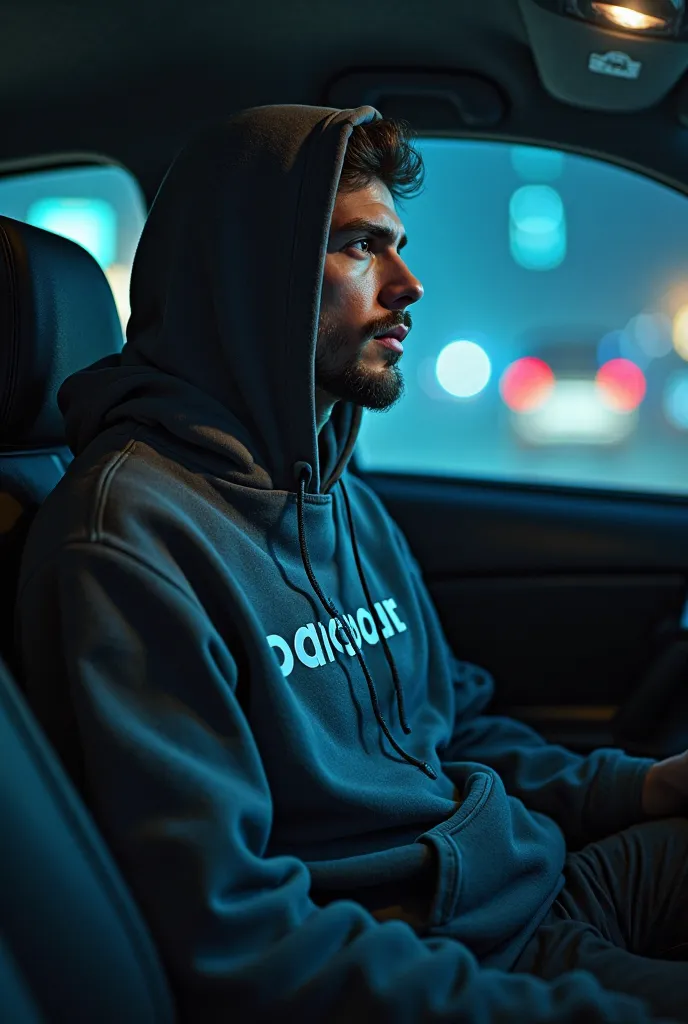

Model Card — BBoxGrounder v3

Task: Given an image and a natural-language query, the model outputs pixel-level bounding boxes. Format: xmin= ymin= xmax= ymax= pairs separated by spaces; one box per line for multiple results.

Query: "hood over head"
xmin=59 ymin=103 xmax=382 ymax=494
xmin=58 ymin=103 xmax=436 ymax=780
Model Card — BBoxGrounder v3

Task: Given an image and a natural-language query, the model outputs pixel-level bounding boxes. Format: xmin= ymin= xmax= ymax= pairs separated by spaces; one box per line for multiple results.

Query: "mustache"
xmin=366 ymin=312 xmax=413 ymax=340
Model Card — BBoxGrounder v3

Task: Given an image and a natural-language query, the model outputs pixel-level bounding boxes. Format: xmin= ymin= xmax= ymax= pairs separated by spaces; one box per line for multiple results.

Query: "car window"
xmin=356 ymin=139 xmax=688 ymax=497
xmin=0 ymin=162 xmax=146 ymax=335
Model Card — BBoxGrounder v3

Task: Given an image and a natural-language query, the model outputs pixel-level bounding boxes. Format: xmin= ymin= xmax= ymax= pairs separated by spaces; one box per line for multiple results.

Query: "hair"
xmin=338 ymin=118 xmax=425 ymax=202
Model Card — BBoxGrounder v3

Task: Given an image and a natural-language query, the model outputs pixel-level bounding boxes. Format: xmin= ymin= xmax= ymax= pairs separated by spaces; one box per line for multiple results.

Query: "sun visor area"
xmin=324 ymin=70 xmax=506 ymax=130
xmin=519 ymin=0 xmax=688 ymax=111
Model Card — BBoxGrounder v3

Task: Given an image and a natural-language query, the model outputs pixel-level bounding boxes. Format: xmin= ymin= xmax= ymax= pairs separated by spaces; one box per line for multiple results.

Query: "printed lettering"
xmin=294 ymin=623 xmax=326 ymax=668
xmin=345 ymin=613 xmax=363 ymax=649
xmin=266 ymin=634 xmax=294 ymax=677
xmin=266 ymin=594 xmax=407 ymax=674
xmin=374 ymin=601 xmax=395 ymax=639
xmin=328 ymin=616 xmax=343 ymax=653
xmin=318 ymin=621 xmax=335 ymax=662
xmin=383 ymin=599 xmax=407 ymax=634
xmin=357 ymin=607 xmax=379 ymax=645
xmin=329 ymin=616 xmax=354 ymax=656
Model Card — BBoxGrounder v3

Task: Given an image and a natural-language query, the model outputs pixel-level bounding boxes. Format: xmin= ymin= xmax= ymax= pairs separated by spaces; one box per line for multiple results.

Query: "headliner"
xmin=3 ymin=0 xmax=688 ymax=202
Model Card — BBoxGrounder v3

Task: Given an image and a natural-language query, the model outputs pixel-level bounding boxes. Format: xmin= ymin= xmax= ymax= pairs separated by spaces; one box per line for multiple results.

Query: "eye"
xmin=348 ymin=238 xmax=372 ymax=255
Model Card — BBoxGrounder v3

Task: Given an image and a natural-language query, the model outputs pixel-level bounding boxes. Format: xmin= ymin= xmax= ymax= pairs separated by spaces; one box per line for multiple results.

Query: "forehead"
xmin=330 ymin=180 xmax=404 ymax=235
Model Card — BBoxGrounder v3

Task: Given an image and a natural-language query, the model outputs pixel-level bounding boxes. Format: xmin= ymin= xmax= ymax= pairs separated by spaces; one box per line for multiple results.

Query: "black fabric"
xmin=0 ymin=934 xmax=45 ymax=1024
xmin=513 ymin=817 xmax=688 ymax=1021
xmin=56 ymin=105 xmax=377 ymax=495
xmin=0 ymin=651 xmax=174 ymax=1022
xmin=295 ymin=467 xmax=437 ymax=778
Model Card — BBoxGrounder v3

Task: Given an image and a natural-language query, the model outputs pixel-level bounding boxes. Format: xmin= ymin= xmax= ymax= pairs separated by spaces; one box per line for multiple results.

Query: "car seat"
xmin=0 ymin=213 xmax=175 ymax=1021
xmin=0 ymin=215 xmax=123 ymax=672
xmin=0 ymin=648 xmax=175 ymax=1022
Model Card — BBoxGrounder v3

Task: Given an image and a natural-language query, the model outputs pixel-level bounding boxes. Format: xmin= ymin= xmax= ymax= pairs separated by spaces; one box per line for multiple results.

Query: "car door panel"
xmin=364 ymin=472 xmax=688 ymax=756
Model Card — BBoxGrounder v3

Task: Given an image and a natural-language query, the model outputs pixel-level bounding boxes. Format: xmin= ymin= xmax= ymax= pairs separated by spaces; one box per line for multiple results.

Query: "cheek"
xmin=321 ymin=264 xmax=374 ymax=317
xmin=319 ymin=270 xmax=336 ymax=310
xmin=325 ymin=282 xmax=355 ymax=316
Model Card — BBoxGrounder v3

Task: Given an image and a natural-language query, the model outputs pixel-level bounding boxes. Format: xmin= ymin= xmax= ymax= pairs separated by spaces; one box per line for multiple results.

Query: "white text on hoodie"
xmin=266 ymin=598 xmax=407 ymax=677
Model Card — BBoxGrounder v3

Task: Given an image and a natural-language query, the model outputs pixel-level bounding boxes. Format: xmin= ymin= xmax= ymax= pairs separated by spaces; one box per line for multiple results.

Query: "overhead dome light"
xmin=591 ymin=2 xmax=670 ymax=28
xmin=565 ymin=0 xmax=685 ymax=35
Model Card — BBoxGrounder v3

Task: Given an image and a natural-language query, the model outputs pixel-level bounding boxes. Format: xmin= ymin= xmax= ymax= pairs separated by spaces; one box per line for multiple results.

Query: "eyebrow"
xmin=333 ymin=217 xmax=408 ymax=251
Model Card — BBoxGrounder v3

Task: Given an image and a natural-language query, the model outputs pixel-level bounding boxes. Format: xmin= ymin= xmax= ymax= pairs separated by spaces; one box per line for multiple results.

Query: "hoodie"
xmin=17 ymin=104 xmax=659 ymax=1023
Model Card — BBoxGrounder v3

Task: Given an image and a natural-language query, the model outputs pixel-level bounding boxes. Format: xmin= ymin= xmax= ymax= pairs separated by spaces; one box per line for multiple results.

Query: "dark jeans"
xmin=512 ymin=817 xmax=688 ymax=1021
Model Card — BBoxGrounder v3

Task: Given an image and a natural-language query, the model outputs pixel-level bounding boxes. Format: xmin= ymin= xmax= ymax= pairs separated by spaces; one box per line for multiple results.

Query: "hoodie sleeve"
xmin=17 ymin=541 xmax=667 ymax=1024
xmin=440 ymin=657 xmax=655 ymax=849
xmin=384 ymin=516 xmax=656 ymax=849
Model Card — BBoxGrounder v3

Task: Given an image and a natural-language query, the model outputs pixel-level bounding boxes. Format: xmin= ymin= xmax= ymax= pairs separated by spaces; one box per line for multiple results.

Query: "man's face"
xmin=316 ymin=179 xmax=424 ymax=415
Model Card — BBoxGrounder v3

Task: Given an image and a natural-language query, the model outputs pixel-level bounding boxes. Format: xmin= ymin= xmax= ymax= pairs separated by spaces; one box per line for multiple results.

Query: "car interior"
xmin=3 ymin=0 xmax=688 ymax=1019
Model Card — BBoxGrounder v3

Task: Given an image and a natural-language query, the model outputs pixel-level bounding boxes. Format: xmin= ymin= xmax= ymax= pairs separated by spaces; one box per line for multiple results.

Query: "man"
xmin=16 ymin=104 xmax=688 ymax=1022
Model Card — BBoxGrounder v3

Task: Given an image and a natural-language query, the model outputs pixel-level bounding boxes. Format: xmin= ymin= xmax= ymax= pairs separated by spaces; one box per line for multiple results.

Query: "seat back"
xmin=0 ymin=651 xmax=175 ymax=1022
xmin=0 ymin=215 xmax=123 ymax=670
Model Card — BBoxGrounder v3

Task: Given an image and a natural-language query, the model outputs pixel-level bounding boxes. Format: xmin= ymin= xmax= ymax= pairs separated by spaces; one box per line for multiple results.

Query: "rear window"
xmin=356 ymin=139 xmax=688 ymax=497
xmin=0 ymin=162 xmax=146 ymax=335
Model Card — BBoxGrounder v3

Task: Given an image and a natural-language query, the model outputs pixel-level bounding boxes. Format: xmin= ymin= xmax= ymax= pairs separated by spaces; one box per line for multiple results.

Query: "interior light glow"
xmin=500 ymin=357 xmax=555 ymax=412
xmin=435 ymin=341 xmax=492 ymax=399
xmin=26 ymin=197 xmax=117 ymax=268
xmin=596 ymin=358 xmax=647 ymax=411
xmin=673 ymin=304 xmax=688 ymax=360
xmin=663 ymin=370 xmax=688 ymax=430
xmin=591 ymin=3 xmax=669 ymax=30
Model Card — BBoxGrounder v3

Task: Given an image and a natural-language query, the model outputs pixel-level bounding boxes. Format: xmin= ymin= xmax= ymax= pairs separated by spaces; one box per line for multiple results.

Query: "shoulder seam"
xmin=17 ymin=536 xmax=201 ymax=616
xmin=90 ymin=435 xmax=139 ymax=542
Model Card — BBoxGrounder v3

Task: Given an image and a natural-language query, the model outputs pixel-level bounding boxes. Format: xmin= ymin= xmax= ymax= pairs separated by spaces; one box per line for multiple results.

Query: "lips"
xmin=375 ymin=325 xmax=409 ymax=343
xmin=375 ymin=335 xmax=404 ymax=354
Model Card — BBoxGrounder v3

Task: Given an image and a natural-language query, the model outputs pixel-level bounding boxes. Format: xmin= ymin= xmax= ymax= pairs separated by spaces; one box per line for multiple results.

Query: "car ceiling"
xmin=3 ymin=0 xmax=688 ymax=203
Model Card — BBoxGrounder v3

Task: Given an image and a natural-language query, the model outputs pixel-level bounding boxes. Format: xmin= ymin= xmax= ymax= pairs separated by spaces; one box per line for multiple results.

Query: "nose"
xmin=381 ymin=258 xmax=424 ymax=311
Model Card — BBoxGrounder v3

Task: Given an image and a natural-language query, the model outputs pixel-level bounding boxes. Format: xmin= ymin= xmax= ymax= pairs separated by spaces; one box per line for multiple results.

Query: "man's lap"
xmin=512 ymin=817 xmax=688 ymax=1021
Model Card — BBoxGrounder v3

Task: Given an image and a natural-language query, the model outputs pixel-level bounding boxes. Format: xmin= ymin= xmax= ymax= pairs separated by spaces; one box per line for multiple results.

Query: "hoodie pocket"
xmin=418 ymin=768 xmax=563 ymax=957
xmin=419 ymin=770 xmax=492 ymax=927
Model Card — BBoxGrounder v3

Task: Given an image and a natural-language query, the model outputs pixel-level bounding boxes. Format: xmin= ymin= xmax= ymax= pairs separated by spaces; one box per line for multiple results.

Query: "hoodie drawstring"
xmin=294 ymin=463 xmax=437 ymax=781
xmin=339 ymin=478 xmax=411 ymax=735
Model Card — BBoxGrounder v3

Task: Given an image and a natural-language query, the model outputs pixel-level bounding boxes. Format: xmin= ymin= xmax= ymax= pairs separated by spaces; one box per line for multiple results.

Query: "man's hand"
xmin=642 ymin=751 xmax=688 ymax=818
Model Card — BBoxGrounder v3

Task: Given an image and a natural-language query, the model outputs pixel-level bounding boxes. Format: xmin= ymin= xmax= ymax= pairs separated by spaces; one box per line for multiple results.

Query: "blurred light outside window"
xmin=356 ymin=139 xmax=688 ymax=496
xmin=0 ymin=163 xmax=146 ymax=337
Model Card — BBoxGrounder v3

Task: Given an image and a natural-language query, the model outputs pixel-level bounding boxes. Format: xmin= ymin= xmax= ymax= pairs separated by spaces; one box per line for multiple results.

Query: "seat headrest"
xmin=0 ymin=215 xmax=124 ymax=448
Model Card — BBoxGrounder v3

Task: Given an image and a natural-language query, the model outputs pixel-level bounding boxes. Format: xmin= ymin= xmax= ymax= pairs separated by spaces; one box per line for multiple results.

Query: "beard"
xmin=315 ymin=316 xmax=406 ymax=412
